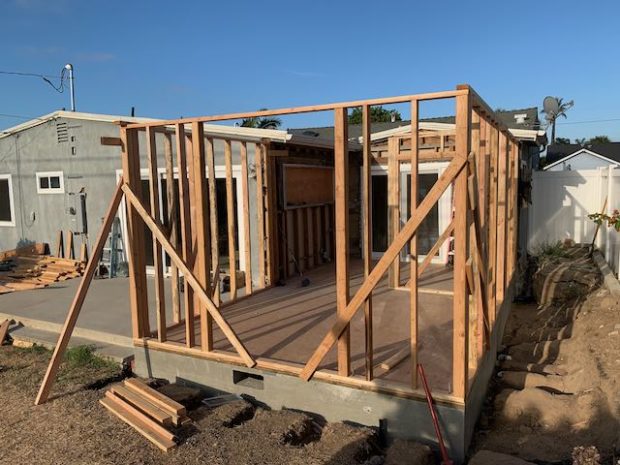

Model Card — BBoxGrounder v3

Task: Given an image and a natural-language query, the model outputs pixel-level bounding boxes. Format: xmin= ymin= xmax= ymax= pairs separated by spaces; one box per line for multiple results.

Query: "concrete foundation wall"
xmin=133 ymin=281 xmax=517 ymax=464
xmin=134 ymin=347 xmax=468 ymax=462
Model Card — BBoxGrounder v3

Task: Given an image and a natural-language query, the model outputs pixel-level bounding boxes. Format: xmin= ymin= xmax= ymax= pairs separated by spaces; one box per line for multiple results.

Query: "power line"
xmin=0 ymin=70 xmax=62 ymax=79
xmin=0 ymin=68 xmax=68 ymax=93
xmin=0 ymin=112 xmax=41 ymax=121
xmin=556 ymin=117 xmax=620 ymax=126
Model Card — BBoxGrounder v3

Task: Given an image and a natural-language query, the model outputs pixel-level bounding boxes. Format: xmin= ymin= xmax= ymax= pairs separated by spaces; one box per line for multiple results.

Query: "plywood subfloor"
xmin=167 ymin=259 xmax=454 ymax=392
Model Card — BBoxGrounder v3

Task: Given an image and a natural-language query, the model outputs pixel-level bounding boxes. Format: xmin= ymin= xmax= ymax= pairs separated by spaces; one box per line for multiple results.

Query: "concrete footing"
xmin=133 ymin=286 xmax=515 ymax=465
xmin=592 ymin=250 xmax=620 ymax=297
xmin=134 ymin=346 xmax=467 ymax=461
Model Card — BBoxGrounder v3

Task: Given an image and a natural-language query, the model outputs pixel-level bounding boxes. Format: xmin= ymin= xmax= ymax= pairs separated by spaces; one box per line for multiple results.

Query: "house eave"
xmin=364 ymin=123 xmax=545 ymax=145
xmin=0 ymin=111 xmax=293 ymax=144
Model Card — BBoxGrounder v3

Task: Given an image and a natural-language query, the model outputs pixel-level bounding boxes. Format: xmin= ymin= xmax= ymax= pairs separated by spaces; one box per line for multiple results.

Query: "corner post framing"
xmin=452 ymin=89 xmax=471 ymax=400
xmin=334 ymin=107 xmax=351 ymax=376
xmin=121 ymin=124 xmax=149 ymax=339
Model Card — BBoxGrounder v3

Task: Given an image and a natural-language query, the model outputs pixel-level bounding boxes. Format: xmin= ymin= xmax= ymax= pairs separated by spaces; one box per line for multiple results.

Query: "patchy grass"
xmin=24 ymin=344 xmax=50 ymax=355
xmin=533 ymin=240 xmax=570 ymax=259
xmin=55 ymin=345 xmax=120 ymax=387
xmin=65 ymin=345 xmax=114 ymax=369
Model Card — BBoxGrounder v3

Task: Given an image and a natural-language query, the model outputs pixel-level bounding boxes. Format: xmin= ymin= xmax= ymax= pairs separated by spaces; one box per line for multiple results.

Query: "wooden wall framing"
xmin=35 ymin=85 xmax=521 ymax=407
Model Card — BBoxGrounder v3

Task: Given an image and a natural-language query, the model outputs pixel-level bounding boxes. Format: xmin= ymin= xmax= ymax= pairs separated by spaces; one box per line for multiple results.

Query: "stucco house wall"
xmin=0 ymin=117 xmax=122 ymax=252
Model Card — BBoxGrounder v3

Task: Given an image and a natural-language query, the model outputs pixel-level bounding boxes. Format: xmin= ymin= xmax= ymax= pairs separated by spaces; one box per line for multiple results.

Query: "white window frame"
xmin=366 ymin=161 xmax=452 ymax=265
xmin=0 ymin=174 xmax=16 ymax=227
xmin=36 ymin=171 xmax=65 ymax=194
xmin=115 ymin=166 xmax=247 ymax=276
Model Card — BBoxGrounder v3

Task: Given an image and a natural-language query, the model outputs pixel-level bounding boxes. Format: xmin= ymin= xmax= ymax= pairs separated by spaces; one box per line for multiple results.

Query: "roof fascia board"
xmin=361 ymin=122 xmax=455 ymax=143
xmin=366 ymin=122 xmax=541 ymax=143
xmin=0 ymin=112 xmax=59 ymax=139
xmin=0 ymin=111 xmax=291 ymax=144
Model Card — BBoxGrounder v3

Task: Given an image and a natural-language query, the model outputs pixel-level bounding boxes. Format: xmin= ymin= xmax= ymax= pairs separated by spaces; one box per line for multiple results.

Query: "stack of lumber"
xmin=0 ymin=254 xmax=85 ymax=294
xmin=100 ymin=378 xmax=191 ymax=452
xmin=0 ymin=243 xmax=48 ymax=261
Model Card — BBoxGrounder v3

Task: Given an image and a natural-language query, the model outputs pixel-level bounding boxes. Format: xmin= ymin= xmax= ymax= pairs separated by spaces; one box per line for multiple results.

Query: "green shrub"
xmin=65 ymin=345 xmax=112 ymax=369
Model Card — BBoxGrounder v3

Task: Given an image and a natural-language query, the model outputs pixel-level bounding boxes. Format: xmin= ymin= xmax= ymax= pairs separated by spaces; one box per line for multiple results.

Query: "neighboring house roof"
xmin=289 ymin=107 xmax=545 ymax=145
xmin=0 ymin=110 xmax=293 ymax=144
xmin=543 ymin=143 xmax=620 ymax=170
xmin=423 ymin=107 xmax=542 ymax=131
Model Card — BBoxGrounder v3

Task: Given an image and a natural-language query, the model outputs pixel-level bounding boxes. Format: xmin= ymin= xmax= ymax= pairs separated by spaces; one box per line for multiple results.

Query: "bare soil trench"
xmin=471 ymin=247 xmax=620 ymax=464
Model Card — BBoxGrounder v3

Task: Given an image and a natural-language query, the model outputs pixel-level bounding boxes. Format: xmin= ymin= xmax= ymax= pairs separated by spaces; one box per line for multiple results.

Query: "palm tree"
xmin=542 ymin=97 xmax=574 ymax=144
xmin=240 ymin=108 xmax=282 ymax=129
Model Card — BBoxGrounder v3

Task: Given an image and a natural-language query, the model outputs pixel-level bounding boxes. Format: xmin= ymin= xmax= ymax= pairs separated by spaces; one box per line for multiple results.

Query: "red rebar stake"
xmin=418 ymin=363 xmax=453 ymax=465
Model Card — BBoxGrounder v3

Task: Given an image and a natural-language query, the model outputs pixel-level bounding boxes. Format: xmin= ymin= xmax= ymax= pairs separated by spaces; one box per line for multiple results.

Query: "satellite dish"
xmin=543 ymin=96 xmax=559 ymax=119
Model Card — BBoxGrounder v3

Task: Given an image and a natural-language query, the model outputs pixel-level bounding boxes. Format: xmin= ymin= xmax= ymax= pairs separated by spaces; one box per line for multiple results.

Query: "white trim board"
xmin=365 ymin=122 xmax=544 ymax=144
xmin=35 ymin=171 xmax=65 ymax=194
xmin=0 ymin=110 xmax=291 ymax=144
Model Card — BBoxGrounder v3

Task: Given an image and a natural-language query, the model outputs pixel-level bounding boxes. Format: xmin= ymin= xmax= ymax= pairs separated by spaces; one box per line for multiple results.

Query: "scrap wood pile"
xmin=0 ymin=319 xmax=9 ymax=345
xmin=100 ymin=378 xmax=191 ymax=452
xmin=0 ymin=243 xmax=85 ymax=295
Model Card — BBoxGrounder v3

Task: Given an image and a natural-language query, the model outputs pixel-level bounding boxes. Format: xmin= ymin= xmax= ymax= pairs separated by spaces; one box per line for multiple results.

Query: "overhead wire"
xmin=0 ymin=112 xmax=42 ymax=121
xmin=0 ymin=67 xmax=68 ymax=93
xmin=0 ymin=70 xmax=61 ymax=79
xmin=556 ymin=118 xmax=620 ymax=126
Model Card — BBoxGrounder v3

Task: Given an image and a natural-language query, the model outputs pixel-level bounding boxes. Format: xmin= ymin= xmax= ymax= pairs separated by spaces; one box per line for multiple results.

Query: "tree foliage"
xmin=574 ymin=135 xmax=612 ymax=145
xmin=589 ymin=210 xmax=620 ymax=231
xmin=541 ymin=97 xmax=574 ymax=144
xmin=240 ymin=109 xmax=282 ymax=129
xmin=348 ymin=106 xmax=402 ymax=124
xmin=555 ymin=137 xmax=571 ymax=144
xmin=586 ymin=135 xmax=611 ymax=144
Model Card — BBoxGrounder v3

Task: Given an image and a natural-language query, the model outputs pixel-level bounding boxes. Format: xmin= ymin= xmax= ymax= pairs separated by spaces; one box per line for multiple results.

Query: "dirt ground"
xmin=471 ymin=247 xmax=620 ymax=464
xmin=2 ymin=246 xmax=618 ymax=465
xmin=0 ymin=344 xmax=432 ymax=465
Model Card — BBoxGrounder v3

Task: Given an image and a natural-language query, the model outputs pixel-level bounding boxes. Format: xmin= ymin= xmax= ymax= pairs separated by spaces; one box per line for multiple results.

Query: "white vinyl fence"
xmin=529 ymin=166 xmax=620 ymax=275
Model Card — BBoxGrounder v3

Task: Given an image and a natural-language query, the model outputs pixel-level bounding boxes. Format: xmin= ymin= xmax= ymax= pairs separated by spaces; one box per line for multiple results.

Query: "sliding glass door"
xmin=369 ymin=162 xmax=452 ymax=264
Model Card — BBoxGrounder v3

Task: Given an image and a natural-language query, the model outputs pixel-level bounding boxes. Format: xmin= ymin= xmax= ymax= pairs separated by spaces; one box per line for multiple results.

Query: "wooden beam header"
xmin=100 ymin=136 xmax=123 ymax=147
xmin=125 ymin=89 xmax=469 ymax=129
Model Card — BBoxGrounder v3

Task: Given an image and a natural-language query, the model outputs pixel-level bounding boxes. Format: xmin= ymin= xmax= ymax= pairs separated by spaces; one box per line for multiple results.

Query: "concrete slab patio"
xmin=0 ymin=276 xmax=174 ymax=359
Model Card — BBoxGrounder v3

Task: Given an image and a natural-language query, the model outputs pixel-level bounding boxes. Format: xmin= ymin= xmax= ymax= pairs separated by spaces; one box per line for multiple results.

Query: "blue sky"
xmin=1 ymin=0 xmax=619 ymax=141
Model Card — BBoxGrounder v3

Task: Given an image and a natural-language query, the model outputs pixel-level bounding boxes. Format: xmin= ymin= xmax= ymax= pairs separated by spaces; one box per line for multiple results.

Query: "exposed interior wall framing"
xmin=36 ymin=86 xmax=522 ymax=424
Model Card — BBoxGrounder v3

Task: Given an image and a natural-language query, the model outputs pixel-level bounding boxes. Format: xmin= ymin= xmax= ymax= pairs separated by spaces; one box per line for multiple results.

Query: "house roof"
xmin=289 ymin=107 xmax=543 ymax=144
xmin=0 ymin=110 xmax=292 ymax=144
xmin=544 ymin=143 xmax=620 ymax=166
xmin=423 ymin=107 xmax=541 ymax=131
xmin=0 ymin=111 xmax=160 ymax=140
xmin=2 ymin=106 xmax=544 ymax=148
